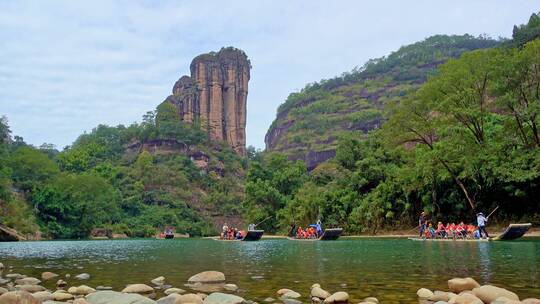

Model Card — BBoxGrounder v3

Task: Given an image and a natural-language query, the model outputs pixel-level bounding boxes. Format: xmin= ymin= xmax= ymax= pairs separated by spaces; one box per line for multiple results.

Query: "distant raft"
xmin=288 ymin=228 xmax=343 ymax=241
xmin=408 ymin=223 xmax=532 ymax=242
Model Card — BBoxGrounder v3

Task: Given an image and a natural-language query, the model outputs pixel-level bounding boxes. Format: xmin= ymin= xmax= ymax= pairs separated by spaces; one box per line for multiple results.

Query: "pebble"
xmin=324 ymin=291 xmax=349 ymax=303
xmin=164 ymin=287 xmax=185 ymax=295
xmin=75 ymin=273 xmax=90 ymax=280
xmin=41 ymin=272 xmax=59 ymax=280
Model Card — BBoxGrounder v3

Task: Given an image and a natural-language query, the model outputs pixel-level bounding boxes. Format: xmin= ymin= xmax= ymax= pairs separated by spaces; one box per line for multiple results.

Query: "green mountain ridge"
xmin=265 ymin=34 xmax=501 ymax=169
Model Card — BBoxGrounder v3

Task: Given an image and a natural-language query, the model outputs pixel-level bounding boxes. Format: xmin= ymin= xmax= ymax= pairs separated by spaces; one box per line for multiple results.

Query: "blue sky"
xmin=0 ymin=1 xmax=538 ymax=150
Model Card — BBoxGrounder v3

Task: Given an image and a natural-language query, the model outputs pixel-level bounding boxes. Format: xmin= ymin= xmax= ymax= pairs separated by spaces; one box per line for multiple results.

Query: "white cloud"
xmin=0 ymin=0 xmax=538 ymax=149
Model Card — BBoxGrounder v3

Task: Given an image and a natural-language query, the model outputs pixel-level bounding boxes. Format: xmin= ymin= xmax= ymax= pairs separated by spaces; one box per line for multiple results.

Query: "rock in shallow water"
xmin=55 ymin=279 xmax=67 ymax=288
xmin=41 ymin=272 xmax=58 ymax=280
xmin=281 ymin=291 xmax=301 ymax=299
xmin=324 ymin=292 xmax=349 ymax=303
xmin=203 ymin=292 xmax=245 ymax=304
xmin=188 ymin=271 xmax=226 ymax=284
xmin=447 ymin=278 xmax=480 ymax=293
xmin=15 ymin=284 xmax=46 ymax=293
xmin=87 ymin=291 xmax=156 ymax=304
xmin=472 ymin=285 xmax=519 ymax=303
xmin=151 ymin=276 xmax=165 ymax=286
xmin=0 ymin=290 xmax=40 ymax=304
xmin=416 ymin=288 xmax=434 ymax=299
xmin=32 ymin=291 xmax=54 ymax=301
xmin=164 ymin=288 xmax=185 ymax=295
xmin=223 ymin=284 xmax=238 ymax=292
xmin=52 ymin=290 xmax=74 ymax=301
xmin=68 ymin=285 xmax=96 ymax=295
xmin=122 ymin=284 xmax=155 ymax=294
xmin=311 ymin=287 xmax=330 ymax=299
xmin=14 ymin=278 xmax=40 ymax=286
xmin=75 ymin=273 xmax=90 ymax=280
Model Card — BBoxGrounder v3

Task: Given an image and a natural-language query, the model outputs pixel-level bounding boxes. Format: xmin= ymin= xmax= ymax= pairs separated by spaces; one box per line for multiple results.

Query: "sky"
xmin=0 ymin=1 xmax=538 ymax=150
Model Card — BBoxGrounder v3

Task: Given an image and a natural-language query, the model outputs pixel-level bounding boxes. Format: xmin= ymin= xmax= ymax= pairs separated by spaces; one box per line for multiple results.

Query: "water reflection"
xmin=0 ymin=238 xmax=539 ymax=303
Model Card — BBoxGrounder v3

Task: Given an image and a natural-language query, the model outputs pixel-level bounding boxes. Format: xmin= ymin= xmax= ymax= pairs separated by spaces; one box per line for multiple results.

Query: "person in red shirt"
xmin=436 ymin=222 xmax=446 ymax=238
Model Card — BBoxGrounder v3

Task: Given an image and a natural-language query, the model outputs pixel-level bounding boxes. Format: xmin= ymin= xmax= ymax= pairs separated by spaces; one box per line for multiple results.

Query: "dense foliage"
xmin=0 ymin=103 xmax=245 ymax=238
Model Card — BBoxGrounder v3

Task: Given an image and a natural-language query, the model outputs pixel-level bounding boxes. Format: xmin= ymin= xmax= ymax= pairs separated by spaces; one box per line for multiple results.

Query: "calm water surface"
xmin=0 ymin=238 xmax=539 ymax=303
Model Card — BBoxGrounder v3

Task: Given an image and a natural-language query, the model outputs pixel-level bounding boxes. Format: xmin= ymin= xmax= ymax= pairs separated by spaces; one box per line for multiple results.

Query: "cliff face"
xmin=163 ymin=47 xmax=250 ymax=154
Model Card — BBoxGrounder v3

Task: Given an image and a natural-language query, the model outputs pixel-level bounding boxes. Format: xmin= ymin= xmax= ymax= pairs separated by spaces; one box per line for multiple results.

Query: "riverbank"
xmin=0 ymin=267 xmax=538 ymax=304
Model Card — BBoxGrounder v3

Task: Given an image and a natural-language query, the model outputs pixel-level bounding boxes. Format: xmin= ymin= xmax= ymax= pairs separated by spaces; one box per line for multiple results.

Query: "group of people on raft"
xmin=418 ymin=211 xmax=490 ymax=239
xmin=220 ymin=223 xmax=257 ymax=240
xmin=289 ymin=220 xmax=323 ymax=239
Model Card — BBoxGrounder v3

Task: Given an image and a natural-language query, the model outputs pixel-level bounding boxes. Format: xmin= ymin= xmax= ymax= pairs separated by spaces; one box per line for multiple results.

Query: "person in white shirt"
xmin=476 ymin=212 xmax=489 ymax=238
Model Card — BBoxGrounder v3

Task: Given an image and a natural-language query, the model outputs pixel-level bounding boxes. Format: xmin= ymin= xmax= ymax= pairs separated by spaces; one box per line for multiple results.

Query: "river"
xmin=0 ymin=238 xmax=539 ymax=303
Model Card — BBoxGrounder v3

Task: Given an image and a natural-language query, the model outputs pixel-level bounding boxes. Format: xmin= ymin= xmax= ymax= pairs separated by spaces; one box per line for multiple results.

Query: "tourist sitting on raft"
xmin=220 ymin=224 xmax=245 ymax=240
xmin=421 ymin=221 xmax=481 ymax=239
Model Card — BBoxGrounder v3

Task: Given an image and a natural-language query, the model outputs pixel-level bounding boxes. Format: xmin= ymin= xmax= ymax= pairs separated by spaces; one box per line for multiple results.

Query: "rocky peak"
xmin=162 ymin=47 xmax=250 ymax=154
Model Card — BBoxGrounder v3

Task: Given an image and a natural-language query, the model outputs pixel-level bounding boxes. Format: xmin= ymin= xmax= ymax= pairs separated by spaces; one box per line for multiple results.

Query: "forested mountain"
xmin=265 ymin=35 xmax=501 ymax=169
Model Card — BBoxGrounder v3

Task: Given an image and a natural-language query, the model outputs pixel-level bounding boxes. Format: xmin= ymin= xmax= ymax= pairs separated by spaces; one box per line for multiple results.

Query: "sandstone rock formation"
xmin=162 ymin=47 xmax=250 ymax=154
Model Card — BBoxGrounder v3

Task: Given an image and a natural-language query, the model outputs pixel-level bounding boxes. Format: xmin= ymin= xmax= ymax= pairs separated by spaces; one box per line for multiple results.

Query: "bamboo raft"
xmin=409 ymin=223 xmax=532 ymax=242
xmin=213 ymin=230 xmax=265 ymax=242
xmin=288 ymin=228 xmax=343 ymax=241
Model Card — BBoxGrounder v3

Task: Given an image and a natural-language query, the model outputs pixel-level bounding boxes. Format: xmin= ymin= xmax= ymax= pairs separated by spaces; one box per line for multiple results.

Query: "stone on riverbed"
xmin=203 ymin=292 xmax=245 ymax=304
xmin=68 ymin=285 xmax=96 ymax=295
xmin=175 ymin=293 xmax=204 ymax=304
xmin=282 ymin=299 xmax=302 ymax=304
xmin=95 ymin=286 xmax=112 ymax=290
xmin=156 ymin=293 xmax=181 ymax=304
xmin=151 ymin=276 xmax=165 ymax=286
xmin=0 ymin=263 xmax=4 ymax=269
xmin=0 ymin=279 xmax=10 ymax=285
xmin=55 ymin=279 xmax=67 ymax=288
xmin=491 ymin=296 xmax=522 ymax=304
xmin=75 ymin=273 xmax=90 ymax=280
xmin=164 ymin=288 xmax=186 ymax=295
xmin=0 ymin=288 xmax=8 ymax=295
xmin=428 ymin=291 xmax=451 ymax=302
xmin=472 ymin=285 xmax=519 ymax=303
xmin=362 ymin=297 xmax=379 ymax=303
xmin=281 ymin=291 xmax=301 ymax=299
xmin=223 ymin=284 xmax=238 ymax=292
xmin=15 ymin=284 xmax=46 ymax=293
xmin=52 ymin=290 xmax=74 ymax=301
xmin=324 ymin=291 xmax=349 ymax=303
xmin=5 ymin=274 xmax=25 ymax=280
xmin=41 ymin=272 xmax=58 ymax=280
xmin=185 ymin=282 xmax=224 ymax=293
xmin=188 ymin=271 xmax=226 ymax=284
xmin=86 ymin=291 xmax=156 ymax=304
xmin=448 ymin=292 xmax=483 ymax=304
xmin=263 ymin=297 xmax=274 ymax=302
xmin=448 ymin=278 xmax=480 ymax=293
xmin=122 ymin=284 xmax=155 ymax=294
xmin=0 ymin=290 xmax=40 ymax=304
xmin=14 ymin=278 xmax=40 ymax=286
xmin=416 ymin=288 xmax=434 ymax=299
xmin=522 ymin=299 xmax=540 ymax=304
xmin=277 ymin=289 xmax=293 ymax=296
xmin=73 ymin=299 xmax=91 ymax=304
xmin=311 ymin=286 xmax=330 ymax=299
xmin=32 ymin=291 xmax=54 ymax=301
